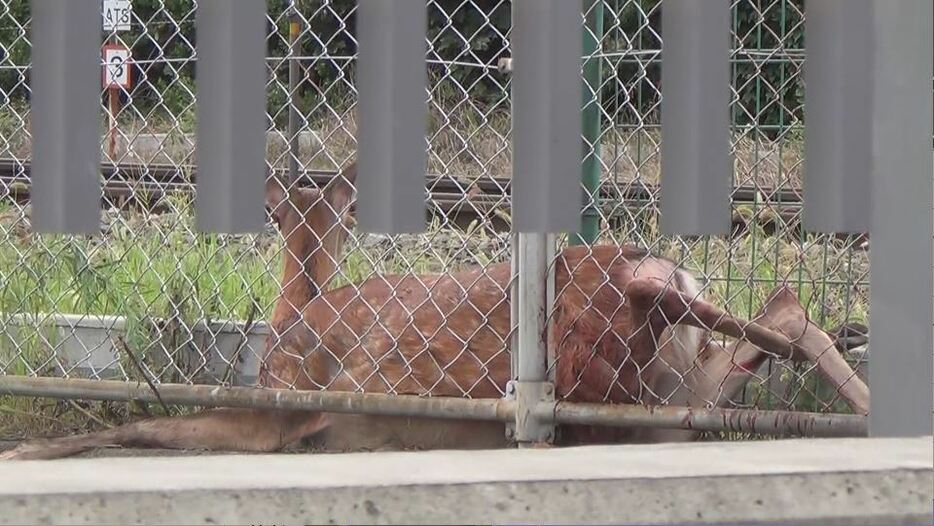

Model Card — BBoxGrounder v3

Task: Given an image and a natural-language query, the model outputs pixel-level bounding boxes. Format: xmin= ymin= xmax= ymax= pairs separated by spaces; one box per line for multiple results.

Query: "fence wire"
xmin=0 ymin=0 xmax=870 ymax=437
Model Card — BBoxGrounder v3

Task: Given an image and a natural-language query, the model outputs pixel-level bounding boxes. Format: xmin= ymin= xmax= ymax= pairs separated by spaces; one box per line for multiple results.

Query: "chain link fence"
xmin=0 ymin=0 xmax=869 ymax=439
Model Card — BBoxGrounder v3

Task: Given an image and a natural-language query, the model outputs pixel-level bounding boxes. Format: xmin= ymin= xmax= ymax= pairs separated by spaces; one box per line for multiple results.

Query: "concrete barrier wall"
xmin=1 ymin=436 xmax=930 ymax=525
xmin=0 ymin=312 xmax=266 ymax=385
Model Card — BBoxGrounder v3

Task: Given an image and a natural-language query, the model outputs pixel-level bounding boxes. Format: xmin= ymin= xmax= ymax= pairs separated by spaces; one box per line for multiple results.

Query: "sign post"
xmin=101 ymin=0 xmax=132 ymax=161
xmin=102 ymin=43 xmax=131 ymax=160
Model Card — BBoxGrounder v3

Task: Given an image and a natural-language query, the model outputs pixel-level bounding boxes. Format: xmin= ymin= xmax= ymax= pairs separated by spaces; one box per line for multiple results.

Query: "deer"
xmin=0 ymin=161 xmax=870 ymax=460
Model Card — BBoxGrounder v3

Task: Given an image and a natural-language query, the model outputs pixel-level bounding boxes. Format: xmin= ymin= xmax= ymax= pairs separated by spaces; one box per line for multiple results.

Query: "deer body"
xmin=263 ymin=243 xmax=707 ymax=445
xmin=0 ymin=162 xmax=869 ymax=460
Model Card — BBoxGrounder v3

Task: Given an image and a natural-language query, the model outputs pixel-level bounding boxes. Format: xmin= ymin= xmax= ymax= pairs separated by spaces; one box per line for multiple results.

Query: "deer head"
xmin=264 ymin=162 xmax=358 ymax=324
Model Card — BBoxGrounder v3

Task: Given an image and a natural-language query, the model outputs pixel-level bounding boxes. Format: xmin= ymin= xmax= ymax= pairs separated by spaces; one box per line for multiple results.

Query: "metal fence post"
xmin=510 ymin=232 xmax=520 ymax=381
xmin=573 ymin=0 xmax=604 ymax=246
xmin=867 ymin=0 xmax=933 ymax=437
xmin=356 ymin=0 xmax=428 ymax=234
xmin=506 ymin=0 xmax=567 ymax=447
xmin=659 ymin=0 xmax=731 ymax=236
xmin=29 ymin=0 xmax=101 ymax=234
xmin=195 ymin=0 xmax=267 ymax=233
xmin=803 ymin=0 xmax=873 ymax=234
xmin=510 ymin=0 xmax=582 ymax=233
xmin=287 ymin=5 xmax=303 ymax=187
xmin=508 ymin=232 xmax=555 ymax=447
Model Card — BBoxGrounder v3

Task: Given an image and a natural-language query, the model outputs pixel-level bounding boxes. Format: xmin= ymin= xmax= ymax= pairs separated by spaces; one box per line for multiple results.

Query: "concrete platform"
xmin=0 ymin=436 xmax=931 ymax=525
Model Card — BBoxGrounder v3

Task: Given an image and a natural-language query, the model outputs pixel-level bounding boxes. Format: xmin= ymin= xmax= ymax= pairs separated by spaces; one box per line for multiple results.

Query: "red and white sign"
xmin=102 ymin=44 xmax=132 ymax=90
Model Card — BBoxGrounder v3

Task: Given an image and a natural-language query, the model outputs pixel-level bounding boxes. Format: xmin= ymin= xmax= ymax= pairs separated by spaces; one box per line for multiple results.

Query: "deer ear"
xmin=321 ymin=161 xmax=357 ymax=218
xmin=264 ymin=174 xmax=290 ymax=227
xmin=265 ymin=174 xmax=287 ymax=209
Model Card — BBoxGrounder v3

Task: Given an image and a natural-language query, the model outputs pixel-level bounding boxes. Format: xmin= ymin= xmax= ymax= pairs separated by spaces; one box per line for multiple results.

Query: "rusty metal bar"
xmin=0 ymin=376 xmax=514 ymax=423
xmin=542 ymin=402 xmax=868 ymax=438
xmin=0 ymin=376 xmax=868 ymax=438
xmin=0 ymin=158 xmax=828 ymax=207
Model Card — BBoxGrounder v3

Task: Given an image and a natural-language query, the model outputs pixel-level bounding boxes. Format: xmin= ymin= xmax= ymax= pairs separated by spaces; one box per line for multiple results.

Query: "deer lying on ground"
xmin=0 ymin=162 xmax=870 ymax=460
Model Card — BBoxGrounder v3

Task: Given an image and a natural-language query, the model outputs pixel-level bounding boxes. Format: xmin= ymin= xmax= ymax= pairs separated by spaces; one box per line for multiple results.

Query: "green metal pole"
xmin=572 ymin=0 xmax=604 ymax=246
xmin=288 ymin=9 xmax=303 ymax=187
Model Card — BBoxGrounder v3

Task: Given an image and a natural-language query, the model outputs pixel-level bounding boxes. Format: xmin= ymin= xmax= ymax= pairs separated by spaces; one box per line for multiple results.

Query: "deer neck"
xmin=271 ymin=224 xmax=322 ymax=327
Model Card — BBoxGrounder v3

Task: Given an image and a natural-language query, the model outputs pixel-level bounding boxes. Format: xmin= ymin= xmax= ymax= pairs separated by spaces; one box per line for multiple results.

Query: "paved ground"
xmin=0 ymin=436 xmax=931 ymax=525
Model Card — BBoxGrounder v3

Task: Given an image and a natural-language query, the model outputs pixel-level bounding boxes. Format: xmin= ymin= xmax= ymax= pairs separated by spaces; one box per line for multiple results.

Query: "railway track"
xmin=0 ymin=157 xmax=864 ymax=244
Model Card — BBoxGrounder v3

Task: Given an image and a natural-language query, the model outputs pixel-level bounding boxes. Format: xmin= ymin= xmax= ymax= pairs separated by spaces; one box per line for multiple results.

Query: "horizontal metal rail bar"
xmin=0 ymin=376 xmax=867 ymax=438
xmin=540 ymin=401 xmax=867 ymax=438
xmin=0 ymin=376 xmax=515 ymax=423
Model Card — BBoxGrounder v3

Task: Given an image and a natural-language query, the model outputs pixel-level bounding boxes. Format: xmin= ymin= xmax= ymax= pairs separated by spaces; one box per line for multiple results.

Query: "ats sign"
xmin=102 ymin=0 xmax=132 ymax=32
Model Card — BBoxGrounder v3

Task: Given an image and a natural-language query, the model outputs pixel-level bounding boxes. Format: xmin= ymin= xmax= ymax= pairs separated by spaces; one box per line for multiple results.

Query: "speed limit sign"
xmin=102 ymin=44 xmax=132 ymax=90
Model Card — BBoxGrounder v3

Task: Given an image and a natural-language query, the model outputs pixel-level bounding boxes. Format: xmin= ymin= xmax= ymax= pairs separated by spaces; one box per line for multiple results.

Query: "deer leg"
xmin=680 ymin=286 xmax=805 ymax=408
xmin=1 ymin=328 xmax=339 ymax=461
xmin=696 ymin=286 xmax=870 ymax=413
xmin=0 ymin=408 xmax=330 ymax=461
xmin=625 ymin=278 xmax=870 ymax=415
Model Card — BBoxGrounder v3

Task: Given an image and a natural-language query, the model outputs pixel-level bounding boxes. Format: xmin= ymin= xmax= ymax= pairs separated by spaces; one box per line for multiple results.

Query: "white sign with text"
xmin=102 ymin=0 xmax=132 ymax=32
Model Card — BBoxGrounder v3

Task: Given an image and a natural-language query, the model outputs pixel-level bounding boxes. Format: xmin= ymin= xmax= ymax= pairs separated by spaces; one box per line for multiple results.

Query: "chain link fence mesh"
xmin=0 ymin=0 xmax=869 ymax=437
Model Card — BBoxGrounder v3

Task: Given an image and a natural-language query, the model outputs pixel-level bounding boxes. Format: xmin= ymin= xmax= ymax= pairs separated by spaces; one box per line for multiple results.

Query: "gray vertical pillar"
xmin=195 ymin=0 xmax=266 ymax=233
xmin=30 ymin=0 xmax=101 ymax=234
xmin=511 ymin=0 xmax=581 ymax=233
xmin=803 ymin=0 xmax=873 ymax=233
xmin=868 ymin=0 xmax=933 ymax=437
xmin=659 ymin=0 xmax=731 ymax=236
xmin=356 ymin=0 xmax=428 ymax=234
